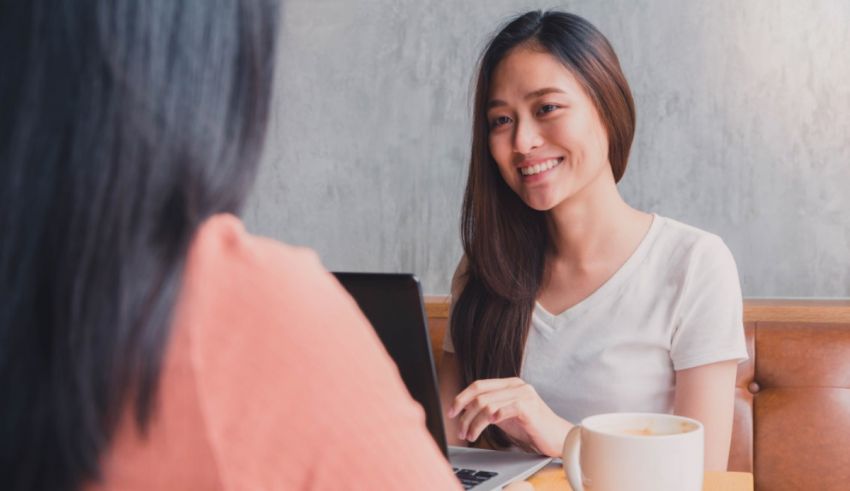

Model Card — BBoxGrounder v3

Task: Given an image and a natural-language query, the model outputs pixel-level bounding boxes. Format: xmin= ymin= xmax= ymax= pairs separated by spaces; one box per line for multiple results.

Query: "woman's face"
xmin=487 ymin=45 xmax=612 ymax=212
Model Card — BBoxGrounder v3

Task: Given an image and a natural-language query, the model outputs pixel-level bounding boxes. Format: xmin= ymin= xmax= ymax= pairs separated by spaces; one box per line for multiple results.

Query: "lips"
xmin=519 ymin=157 xmax=562 ymax=177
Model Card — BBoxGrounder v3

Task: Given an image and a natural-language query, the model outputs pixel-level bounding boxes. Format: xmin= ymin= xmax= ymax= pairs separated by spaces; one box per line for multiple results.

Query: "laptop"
xmin=333 ymin=272 xmax=552 ymax=490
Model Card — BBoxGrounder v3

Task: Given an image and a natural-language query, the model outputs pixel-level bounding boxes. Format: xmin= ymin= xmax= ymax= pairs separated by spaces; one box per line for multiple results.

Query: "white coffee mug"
xmin=562 ymin=412 xmax=704 ymax=491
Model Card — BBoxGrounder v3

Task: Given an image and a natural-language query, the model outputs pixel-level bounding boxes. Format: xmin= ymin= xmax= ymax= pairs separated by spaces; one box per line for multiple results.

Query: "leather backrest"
xmin=428 ymin=317 xmax=448 ymax=371
xmin=752 ymin=321 xmax=850 ymax=490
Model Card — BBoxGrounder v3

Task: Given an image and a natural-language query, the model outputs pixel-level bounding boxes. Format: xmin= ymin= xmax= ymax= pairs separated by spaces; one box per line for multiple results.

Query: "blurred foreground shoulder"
xmin=180 ymin=214 xmax=461 ymax=490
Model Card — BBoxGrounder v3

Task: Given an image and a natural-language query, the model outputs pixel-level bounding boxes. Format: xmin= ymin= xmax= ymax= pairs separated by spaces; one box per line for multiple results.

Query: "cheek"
xmin=553 ymin=121 xmax=605 ymax=165
xmin=575 ymin=115 xmax=609 ymax=163
xmin=488 ymin=137 xmax=515 ymax=179
xmin=594 ymin=127 xmax=610 ymax=161
xmin=488 ymin=135 xmax=506 ymax=161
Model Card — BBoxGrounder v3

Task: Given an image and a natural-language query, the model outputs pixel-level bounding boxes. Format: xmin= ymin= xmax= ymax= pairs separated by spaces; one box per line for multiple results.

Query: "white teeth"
xmin=520 ymin=158 xmax=561 ymax=176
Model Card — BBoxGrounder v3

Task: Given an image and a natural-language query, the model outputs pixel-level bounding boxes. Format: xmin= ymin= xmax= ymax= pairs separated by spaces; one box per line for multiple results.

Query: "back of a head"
xmin=0 ymin=1 xmax=278 ymax=489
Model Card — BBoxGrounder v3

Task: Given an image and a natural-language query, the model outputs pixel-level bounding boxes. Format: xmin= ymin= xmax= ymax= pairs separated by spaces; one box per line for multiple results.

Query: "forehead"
xmin=489 ymin=46 xmax=584 ymax=101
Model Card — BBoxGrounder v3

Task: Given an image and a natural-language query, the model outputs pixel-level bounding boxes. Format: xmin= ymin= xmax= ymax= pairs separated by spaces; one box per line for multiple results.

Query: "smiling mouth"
xmin=519 ymin=158 xmax=562 ymax=177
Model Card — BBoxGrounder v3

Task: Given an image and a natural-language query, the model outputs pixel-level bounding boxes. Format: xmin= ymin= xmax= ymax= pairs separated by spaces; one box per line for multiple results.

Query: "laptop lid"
xmin=333 ymin=272 xmax=449 ymax=456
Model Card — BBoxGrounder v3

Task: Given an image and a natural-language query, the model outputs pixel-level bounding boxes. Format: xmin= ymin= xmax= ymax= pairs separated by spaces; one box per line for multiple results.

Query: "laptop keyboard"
xmin=453 ymin=468 xmax=498 ymax=489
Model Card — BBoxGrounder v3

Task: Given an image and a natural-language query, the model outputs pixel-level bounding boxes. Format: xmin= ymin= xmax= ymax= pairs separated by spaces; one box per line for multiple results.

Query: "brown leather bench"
xmin=425 ymin=298 xmax=850 ymax=491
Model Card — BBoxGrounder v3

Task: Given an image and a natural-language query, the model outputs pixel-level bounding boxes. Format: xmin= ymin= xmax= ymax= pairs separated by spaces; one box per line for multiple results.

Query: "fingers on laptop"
xmin=448 ymin=377 xmax=525 ymax=417
xmin=450 ymin=378 xmax=539 ymax=441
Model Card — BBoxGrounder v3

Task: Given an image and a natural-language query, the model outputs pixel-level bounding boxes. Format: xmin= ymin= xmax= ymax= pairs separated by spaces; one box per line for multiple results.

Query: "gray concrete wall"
xmin=244 ymin=0 xmax=850 ymax=297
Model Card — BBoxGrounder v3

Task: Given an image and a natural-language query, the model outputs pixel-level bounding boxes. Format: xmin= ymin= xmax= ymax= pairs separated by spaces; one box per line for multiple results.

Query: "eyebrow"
xmin=487 ymin=87 xmax=567 ymax=109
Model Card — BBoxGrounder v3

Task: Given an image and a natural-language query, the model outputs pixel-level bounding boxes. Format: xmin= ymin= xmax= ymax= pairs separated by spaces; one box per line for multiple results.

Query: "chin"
xmin=522 ymin=195 xmax=559 ymax=212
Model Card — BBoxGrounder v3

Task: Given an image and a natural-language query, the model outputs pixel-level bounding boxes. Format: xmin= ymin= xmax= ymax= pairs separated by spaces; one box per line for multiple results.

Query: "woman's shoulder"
xmin=182 ymin=215 xmax=460 ymax=489
xmin=651 ymin=215 xmax=733 ymax=263
xmin=189 ymin=213 xmax=324 ymax=283
xmin=97 ymin=214 xmax=455 ymax=489
xmin=186 ymin=213 xmax=366 ymax=312
xmin=640 ymin=215 xmax=739 ymax=290
xmin=653 ymin=215 xmax=725 ymax=246
xmin=181 ymin=213 xmax=368 ymax=347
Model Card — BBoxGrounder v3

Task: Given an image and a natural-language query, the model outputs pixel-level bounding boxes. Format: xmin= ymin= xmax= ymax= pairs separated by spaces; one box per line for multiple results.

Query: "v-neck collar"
xmin=533 ymin=213 xmax=665 ymax=330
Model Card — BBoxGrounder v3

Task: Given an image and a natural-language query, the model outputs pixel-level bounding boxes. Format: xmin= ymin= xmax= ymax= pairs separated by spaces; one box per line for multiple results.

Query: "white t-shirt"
xmin=444 ymin=214 xmax=749 ymax=424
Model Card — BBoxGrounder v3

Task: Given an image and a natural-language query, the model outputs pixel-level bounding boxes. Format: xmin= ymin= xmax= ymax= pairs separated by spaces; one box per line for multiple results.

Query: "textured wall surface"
xmin=244 ymin=0 xmax=850 ymax=297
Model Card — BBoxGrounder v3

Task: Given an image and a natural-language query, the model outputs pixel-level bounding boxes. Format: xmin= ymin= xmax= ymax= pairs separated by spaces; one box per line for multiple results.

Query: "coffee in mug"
xmin=562 ymin=412 xmax=704 ymax=491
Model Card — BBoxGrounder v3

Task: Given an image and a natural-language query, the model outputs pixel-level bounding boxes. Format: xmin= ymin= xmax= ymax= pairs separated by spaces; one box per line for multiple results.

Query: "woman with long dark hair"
xmin=0 ymin=1 xmax=458 ymax=490
xmin=439 ymin=11 xmax=747 ymax=470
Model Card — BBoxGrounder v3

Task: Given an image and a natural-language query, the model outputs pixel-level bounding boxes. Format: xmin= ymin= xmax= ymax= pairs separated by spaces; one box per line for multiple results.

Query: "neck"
xmin=545 ymin=173 xmax=645 ymax=266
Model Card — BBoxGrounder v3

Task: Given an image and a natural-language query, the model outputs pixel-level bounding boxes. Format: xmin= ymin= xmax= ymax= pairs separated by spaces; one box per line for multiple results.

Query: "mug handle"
xmin=562 ymin=425 xmax=583 ymax=491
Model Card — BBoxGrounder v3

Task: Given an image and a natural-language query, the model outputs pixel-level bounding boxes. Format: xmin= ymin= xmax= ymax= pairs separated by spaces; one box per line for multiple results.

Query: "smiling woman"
xmin=438 ymin=11 xmax=749 ymax=471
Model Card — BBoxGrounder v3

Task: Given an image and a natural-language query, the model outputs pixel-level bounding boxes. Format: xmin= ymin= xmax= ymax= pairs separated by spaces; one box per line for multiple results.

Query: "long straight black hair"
xmin=451 ymin=10 xmax=636 ymax=449
xmin=0 ymin=1 xmax=278 ymax=489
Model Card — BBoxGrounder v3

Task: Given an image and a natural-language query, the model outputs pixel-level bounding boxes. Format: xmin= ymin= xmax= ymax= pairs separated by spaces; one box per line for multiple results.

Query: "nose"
xmin=512 ymin=117 xmax=543 ymax=155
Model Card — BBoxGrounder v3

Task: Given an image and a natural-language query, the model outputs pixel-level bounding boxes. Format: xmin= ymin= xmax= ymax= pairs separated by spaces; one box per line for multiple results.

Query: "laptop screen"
xmin=333 ymin=272 xmax=449 ymax=456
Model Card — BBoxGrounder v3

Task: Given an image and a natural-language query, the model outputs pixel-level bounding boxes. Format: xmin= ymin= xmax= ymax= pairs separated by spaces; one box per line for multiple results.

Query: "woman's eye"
xmin=490 ymin=115 xmax=512 ymax=128
xmin=538 ymin=104 xmax=559 ymax=115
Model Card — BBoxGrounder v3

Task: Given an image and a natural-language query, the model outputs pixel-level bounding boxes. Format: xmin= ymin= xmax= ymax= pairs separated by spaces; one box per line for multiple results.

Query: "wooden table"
xmin=525 ymin=462 xmax=754 ymax=490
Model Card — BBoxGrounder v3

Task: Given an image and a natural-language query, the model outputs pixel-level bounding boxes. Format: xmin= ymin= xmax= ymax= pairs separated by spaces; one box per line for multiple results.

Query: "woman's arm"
xmin=673 ymin=360 xmax=738 ymax=471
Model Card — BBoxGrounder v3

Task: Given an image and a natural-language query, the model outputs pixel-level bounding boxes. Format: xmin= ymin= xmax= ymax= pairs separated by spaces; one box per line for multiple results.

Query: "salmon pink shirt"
xmin=88 ymin=214 xmax=460 ymax=490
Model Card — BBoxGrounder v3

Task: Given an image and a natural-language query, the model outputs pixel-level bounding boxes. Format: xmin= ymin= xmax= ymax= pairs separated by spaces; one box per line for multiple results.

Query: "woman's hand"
xmin=448 ymin=377 xmax=572 ymax=457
